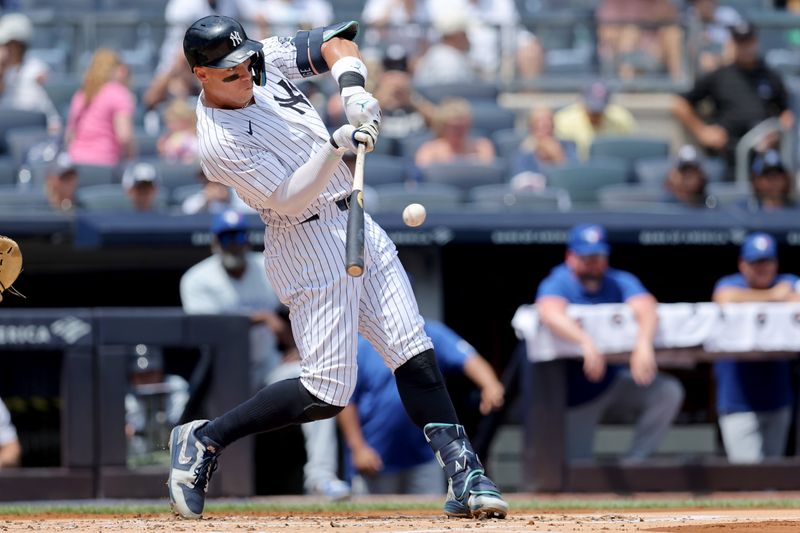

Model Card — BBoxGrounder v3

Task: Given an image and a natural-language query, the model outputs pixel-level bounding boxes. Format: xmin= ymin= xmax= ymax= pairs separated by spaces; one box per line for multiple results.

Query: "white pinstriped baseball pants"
xmin=264 ymin=205 xmax=433 ymax=406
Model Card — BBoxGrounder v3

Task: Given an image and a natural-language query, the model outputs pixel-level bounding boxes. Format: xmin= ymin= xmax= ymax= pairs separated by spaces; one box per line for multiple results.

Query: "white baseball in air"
xmin=402 ymin=203 xmax=427 ymax=227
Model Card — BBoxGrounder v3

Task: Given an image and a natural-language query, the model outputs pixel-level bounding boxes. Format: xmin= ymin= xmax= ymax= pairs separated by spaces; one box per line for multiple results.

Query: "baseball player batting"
xmin=167 ymin=16 xmax=507 ymax=520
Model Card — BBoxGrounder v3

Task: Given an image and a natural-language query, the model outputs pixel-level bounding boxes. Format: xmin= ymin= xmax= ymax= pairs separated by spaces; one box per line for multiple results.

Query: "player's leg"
xmin=758 ymin=407 xmax=791 ymax=459
xmin=718 ymin=411 xmax=764 ymax=463
xmin=168 ymin=224 xmax=361 ymax=518
xmin=603 ymin=369 xmax=684 ymax=461
xmin=358 ymin=216 xmax=507 ymax=518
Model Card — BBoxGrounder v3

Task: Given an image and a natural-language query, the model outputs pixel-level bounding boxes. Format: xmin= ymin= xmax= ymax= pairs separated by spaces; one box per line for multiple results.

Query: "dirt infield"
xmin=3 ymin=509 xmax=800 ymax=532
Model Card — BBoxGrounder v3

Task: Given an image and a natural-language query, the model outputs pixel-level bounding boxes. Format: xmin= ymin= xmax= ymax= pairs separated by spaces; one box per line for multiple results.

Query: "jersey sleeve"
xmin=713 ymin=274 xmax=742 ymax=292
xmin=535 ymin=273 xmax=569 ymax=301
xmin=260 ymin=36 xmax=308 ymax=82
xmin=681 ymin=71 xmax=714 ymax=107
xmin=426 ymin=321 xmax=476 ymax=373
xmin=615 ymin=271 xmax=649 ymax=301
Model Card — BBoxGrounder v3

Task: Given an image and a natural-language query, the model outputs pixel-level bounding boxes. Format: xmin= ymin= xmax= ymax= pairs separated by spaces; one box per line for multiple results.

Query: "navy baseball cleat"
xmin=424 ymin=423 xmax=508 ymax=519
xmin=167 ymin=420 xmax=221 ymax=519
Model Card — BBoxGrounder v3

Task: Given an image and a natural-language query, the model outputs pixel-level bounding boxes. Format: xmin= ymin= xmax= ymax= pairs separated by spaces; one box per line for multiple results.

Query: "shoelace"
xmin=193 ymin=452 xmax=219 ymax=492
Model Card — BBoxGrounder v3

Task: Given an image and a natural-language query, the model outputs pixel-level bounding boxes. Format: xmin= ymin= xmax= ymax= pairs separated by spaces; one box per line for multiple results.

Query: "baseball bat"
xmin=345 ymin=143 xmax=366 ymax=277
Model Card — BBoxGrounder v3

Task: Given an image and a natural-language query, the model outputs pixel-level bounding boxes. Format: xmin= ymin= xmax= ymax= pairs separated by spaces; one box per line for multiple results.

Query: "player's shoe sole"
xmin=445 ymin=493 xmax=508 ymax=519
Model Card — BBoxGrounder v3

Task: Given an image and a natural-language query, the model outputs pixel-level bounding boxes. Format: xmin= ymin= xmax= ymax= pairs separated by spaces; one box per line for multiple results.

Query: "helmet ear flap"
xmin=250 ymin=50 xmax=266 ymax=86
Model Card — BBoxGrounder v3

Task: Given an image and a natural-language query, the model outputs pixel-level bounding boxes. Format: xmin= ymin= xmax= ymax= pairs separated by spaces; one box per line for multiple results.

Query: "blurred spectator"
xmin=554 ymin=81 xmax=637 ymax=160
xmin=673 ymin=22 xmax=792 ymax=170
xmin=125 ymin=347 xmax=189 ymax=461
xmin=45 ymin=152 xmax=81 ymax=212
xmin=338 ymin=320 xmax=504 ymax=495
xmin=535 ymin=224 xmax=684 ymax=461
xmin=738 ymin=149 xmax=797 ymax=212
xmin=689 ymin=0 xmax=743 ymax=73
xmin=244 ymin=0 xmax=333 ymax=38
xmin=158 ymin=99 xmax=199 ymax=163
xmin=66 ymin=49 xmax=135 ymax=166
xmin=415 ymin=98 xmax=495 ymax=167
xmin=0 ymin=398 xmax=20 ymax=469
xmin=428 ymin=0 xmax=543 ymax=79
xmin=0 ymin=13 xmax=62 ymax=133
xmin=597 ymin=0 xmax=684 ymax=81
xmin=662 ymin=145 xmax=710 ymax=208
xmin=157 ymin=0 xmax=242 ymax=75
xmin=180 ymin=210 xmax=284 ymax=390
xmin=182 ymin=169 xmax=254 ymax=215
xmin=122 ymin=162 xmax=161 ymax=212
xmin=712 ymin=232 xmax=800 ymax=463
xmin=362 ymin=0 xmax=429 ymax=27
xmin=512 ymin=107 xmax=578 ymax=177
xmin=413 ymin=12 xmax=480 ymax=87
xmin=371 ymin=48 xmax=435 ymax=153
xmin=143 ymin=50 xmax=199 ymax=113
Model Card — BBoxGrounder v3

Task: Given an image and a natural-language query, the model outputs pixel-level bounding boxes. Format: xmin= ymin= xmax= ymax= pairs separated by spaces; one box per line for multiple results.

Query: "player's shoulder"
xmin=544 ymin=263 xmax=572 ymax=283
xmin=182 ymin=255 xmax=221 ymax=284
xmin=714 ymin=272 xmax=745 ymax=289
xmin=777 ymin=273 xmax=800 ymax=286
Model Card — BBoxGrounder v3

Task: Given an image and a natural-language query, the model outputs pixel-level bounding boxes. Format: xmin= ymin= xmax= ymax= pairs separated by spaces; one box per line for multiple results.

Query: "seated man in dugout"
xmin=535 ymin=223 xmax=684 ymax=461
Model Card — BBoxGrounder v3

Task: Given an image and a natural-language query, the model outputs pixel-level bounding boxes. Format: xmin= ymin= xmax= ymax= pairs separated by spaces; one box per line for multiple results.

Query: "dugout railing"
xmin=0 ymin=309 xmax=252 ymax=501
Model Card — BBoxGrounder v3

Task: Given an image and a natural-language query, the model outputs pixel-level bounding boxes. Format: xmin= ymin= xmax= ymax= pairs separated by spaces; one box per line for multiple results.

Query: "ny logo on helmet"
xmin=230 ymin=31 xmax=242 ymax=46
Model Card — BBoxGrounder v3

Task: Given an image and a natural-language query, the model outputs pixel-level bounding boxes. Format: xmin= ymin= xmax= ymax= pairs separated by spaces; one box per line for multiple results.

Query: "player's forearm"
xmin=672 ymin=96 xmax=705 ymax=137
xmin=0 ymin=440 xmax=21 ymax=468
xmin=629 ymin=294 xmax=658 ymax=345
xmin=463 ymin=355 xmax=501 ymax=392
xmin=321 ymin=38 xmax=362 ymax=70
xmin=267 ymin=141 xmax=343 ymax=217
xmin=714 ymin=287 xmax=780 ymax=304
xmin=336 ymin=404 xmax=369 ymax=450
xmin=537 ymin=299 xmax=592 ymax=346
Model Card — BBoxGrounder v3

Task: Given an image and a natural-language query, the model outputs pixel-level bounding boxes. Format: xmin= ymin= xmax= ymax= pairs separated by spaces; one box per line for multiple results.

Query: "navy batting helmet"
xmin=183 ymin=15 xmax=262 ymax=69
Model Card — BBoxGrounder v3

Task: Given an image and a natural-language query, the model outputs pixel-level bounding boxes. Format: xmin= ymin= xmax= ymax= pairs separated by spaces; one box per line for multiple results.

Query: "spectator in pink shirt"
xmin=66 ymin=49 xmax=135 ymax=167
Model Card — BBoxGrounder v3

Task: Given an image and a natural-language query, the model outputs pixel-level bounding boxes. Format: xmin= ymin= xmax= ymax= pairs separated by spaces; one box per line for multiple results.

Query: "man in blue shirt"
xmin=338 ymin=320 xmax=505 ymax=495
xmin=535 ymin=223 xmax=684 ymax=460
xmin=712 ymin=232 xmax=800 ymax=463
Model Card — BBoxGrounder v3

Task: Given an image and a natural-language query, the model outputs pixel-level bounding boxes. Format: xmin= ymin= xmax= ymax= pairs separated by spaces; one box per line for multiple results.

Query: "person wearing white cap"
xmin=412 ymin=11 xmax=479 ymax=87
xmin=662 ymin=145 xmax=710 ymax=208
xmin=122 ymin=162 xmax=161 ymax=212
xmin=0 ymin=13 xmax=62 ymax=133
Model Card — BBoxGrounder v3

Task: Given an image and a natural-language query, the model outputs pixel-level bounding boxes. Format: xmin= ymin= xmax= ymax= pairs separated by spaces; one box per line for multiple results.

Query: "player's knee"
xmin=302 ymin=401 xmax=343 ymax=422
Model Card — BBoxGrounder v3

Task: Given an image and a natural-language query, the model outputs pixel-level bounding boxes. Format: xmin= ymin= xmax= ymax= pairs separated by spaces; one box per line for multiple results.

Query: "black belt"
xmin=300 ymin=198 xmax=350 ymax=224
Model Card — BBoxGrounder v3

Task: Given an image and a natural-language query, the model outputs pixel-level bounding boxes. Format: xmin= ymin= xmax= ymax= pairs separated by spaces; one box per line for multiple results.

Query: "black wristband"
xmin=330 ymin=137 xmax=340 ymax=149
xmin=338 ymin=71 xmax=366 ymax=92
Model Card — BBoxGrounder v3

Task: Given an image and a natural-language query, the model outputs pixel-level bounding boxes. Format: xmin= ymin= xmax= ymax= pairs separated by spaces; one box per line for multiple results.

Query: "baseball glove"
xmin=0 ymin=235 xmax=23 ymax=302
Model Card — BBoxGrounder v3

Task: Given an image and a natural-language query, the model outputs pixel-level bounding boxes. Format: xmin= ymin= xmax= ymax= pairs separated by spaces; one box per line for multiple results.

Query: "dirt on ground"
xmin=3 ymin=509 xmax=800 ymax=533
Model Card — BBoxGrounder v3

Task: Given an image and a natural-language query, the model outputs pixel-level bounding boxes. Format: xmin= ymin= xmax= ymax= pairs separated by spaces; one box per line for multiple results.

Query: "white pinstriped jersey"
xmin=194 ymin=34 xmax=432 ymax=406
xmin=196 ymin=36 xmax=352 ymax=228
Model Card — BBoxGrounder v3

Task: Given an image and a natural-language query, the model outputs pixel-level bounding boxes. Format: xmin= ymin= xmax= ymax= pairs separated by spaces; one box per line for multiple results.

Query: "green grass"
xmin=0 ymin=497 xmax=798 ymax=517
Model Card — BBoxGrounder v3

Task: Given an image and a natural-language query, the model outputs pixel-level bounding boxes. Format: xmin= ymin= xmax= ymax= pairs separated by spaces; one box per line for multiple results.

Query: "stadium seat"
xmin=589 ymin=136 xmax=671 ymax=168
xmin=0 ymin=186 xmax=50 ymax=212
xmin=43 ymin=76 xmax=81 ymax=117
xmin=544 ymin=158 xmax=628 ymax=204
xmin=364 ymin=155 xmax=410 ymax=186
xmin=5 ymin=127 xmax=52 ymax=166
xmin=0 ymin=109 xmax=48 ymax=155
xmin=420 ymin=161 xmax=507 ymax=191
xmin=469 ymin=102 xmax=517 ymax=135
xmin=597 ymin=183 xmax=667 ymax=210
xmin=707 ymin=182 xmax=752 ymax=207
xmin=77 ymin=183 xmax=168 ymax=212
xmin=75 ymin=164 xmax=118 ymax=187
xmin=134 ymin=131 xmax=160 ymax=158
xmin=491 ymin=129 xmax=526 ymax=160
xmin=150 ymin=161 xmax=202 ymax=191
xmin=414 ymin=82 xmax=499 ymax=104
xmin=0 ymin=158 xmax=18 ymax=186
xmin=373 ymin=183 xmax=462 ymax=213
xmin=467 ymin=184 xmax=572 ymax=211
xmin=635 ymin=156 xmax=728 ymax=185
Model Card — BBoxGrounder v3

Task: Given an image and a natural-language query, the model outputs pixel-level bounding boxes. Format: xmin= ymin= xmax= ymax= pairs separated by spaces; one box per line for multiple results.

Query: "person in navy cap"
xmin=740 ymin=149 xmax=797 ymax=212
xmin=712 ymin=232 xmax=800 ymax=463
xmin=534 ymin=223 xmax=684 ymax=461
